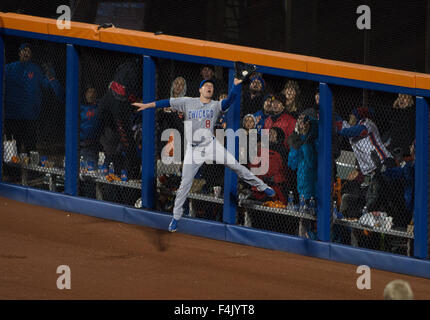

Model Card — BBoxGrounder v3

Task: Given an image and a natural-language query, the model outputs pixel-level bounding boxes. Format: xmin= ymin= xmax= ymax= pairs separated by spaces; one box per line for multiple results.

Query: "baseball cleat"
xmin=264 ymin=187 xmax=276 ymax=198
xmin=168 ymin=218 xmax=178 ymax=232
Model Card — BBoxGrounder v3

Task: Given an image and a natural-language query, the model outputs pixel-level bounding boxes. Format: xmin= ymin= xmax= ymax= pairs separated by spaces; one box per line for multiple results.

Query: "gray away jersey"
xmin=169 ymin=97 xmax=226 ymax=146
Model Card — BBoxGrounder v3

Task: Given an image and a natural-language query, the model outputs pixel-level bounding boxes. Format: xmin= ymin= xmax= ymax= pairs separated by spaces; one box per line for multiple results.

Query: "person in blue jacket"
xmin=383 ymin=140 xmax=415 ymax=227
xmin=287 ymin=114 xmax=318 ymax=202
xmin=4 ymin=43 xmax=64 ymax=152
xmin=80 ymin=86 xmax=99 ymax=167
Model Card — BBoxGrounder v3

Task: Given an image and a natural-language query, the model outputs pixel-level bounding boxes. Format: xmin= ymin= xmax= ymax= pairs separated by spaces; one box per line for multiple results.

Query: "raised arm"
xmin=132 ymin=99 xmax=170 ymax=112
xmin=221 ymin=78 xmax=243 ymax=111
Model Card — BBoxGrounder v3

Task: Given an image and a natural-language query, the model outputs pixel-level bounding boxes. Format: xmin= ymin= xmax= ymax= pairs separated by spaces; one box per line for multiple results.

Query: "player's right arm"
xmin=132 ymin=99 xmax=170 ymax=112
xmin=133 ymin=97 xmax=189 ymax=113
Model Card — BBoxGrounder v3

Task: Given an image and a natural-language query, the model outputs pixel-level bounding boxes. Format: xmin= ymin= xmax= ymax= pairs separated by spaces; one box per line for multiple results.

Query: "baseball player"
xmin=133 ymin=77 xmax=276 ymax=232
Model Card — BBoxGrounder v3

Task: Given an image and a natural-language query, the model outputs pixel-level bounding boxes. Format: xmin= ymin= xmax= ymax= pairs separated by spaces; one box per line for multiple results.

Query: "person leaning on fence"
xmin=133 ymin=77 xmax=276 ymax=232
xmin=4 ymin=43 xmax=65 ymax=152
xmin=383 ymin=280 xmax=414 ymax=300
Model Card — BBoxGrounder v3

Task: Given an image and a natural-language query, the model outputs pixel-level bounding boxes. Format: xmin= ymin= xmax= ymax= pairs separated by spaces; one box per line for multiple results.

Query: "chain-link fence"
xmin=332 ymin=86 xmax=416 ymax=256
xmin=0 ymin=29 xmax=427 ymax=259
xmin=236 ymin=74 xmax=320 ymax=238
xmin=77 ymin=46 xmax=143 ymax=207
xmin=2 ymin=35 xmax=66 ymax=192
xmin=153 ymin=59 xmax=229 ymax=222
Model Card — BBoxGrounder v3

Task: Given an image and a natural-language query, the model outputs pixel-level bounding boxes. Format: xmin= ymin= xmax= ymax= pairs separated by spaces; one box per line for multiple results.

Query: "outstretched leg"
xmin=213 ymin=139 xmax=273 ymax=194
xmin=172 ymin=147 xmax=203 ymax=221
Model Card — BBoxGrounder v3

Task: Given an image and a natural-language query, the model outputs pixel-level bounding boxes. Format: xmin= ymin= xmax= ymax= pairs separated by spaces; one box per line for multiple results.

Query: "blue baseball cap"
xmin=199 ymin=79 xmax=215 ymax=89
xmin=19 ymin=43 xmax=31 ymax=52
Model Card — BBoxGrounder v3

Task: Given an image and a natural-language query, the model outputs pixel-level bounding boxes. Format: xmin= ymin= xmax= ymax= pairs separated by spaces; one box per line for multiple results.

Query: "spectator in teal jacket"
xmin=287 ymin=114 xmax=318 ymax=201
xmin=4 ymin=43 xmax=64 ymax=151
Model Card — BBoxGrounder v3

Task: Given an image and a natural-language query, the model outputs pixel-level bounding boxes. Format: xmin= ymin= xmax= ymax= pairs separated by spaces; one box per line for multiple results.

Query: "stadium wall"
xmin=0 ymin=13 xmax=429 ymax=278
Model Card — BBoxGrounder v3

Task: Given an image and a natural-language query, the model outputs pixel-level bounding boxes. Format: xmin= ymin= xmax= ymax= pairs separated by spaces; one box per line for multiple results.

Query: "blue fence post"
xmin=0 ymin=36 xmax=4 ymax=181
xmin=222 ymin=68 xmax=240 ymax=225
xmin=141 ymin=55 xmax=156 ymax=209
xmin=317 ymin=83 xmax=332 ymax=242
xmin=64 ymin=44 xmax=79 ymax=196
xmin=414 ymin=97 xmax=428 ymax=259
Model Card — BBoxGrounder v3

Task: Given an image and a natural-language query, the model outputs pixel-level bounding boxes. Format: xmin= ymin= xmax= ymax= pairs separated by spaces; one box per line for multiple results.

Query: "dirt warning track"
xmin=0 ymin=197 xmax=429 ymax=300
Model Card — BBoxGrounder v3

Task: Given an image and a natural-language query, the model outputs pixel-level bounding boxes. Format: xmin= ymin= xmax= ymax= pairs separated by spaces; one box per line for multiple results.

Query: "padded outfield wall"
xmin=0 ymin=13 xmax=429 ymax=278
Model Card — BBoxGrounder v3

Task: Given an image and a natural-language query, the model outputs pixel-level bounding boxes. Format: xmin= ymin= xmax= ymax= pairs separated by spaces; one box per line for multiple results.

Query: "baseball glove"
xmin=234 ymin=61 xmax=257 ymax=81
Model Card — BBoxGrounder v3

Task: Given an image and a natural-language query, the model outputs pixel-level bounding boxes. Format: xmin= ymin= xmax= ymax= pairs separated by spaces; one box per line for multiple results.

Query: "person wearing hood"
xmin=249 ymin=126 xmax=289 ymax=203
xmin=287 ymin=114 xmax=318 ymax=201
xmin=336 ymin=107 xmax=394 ymax=176
xmin=241 ymin=75 xmax=266 ymax=116
xmin=4 ymin=43 xmax=65 ymax=152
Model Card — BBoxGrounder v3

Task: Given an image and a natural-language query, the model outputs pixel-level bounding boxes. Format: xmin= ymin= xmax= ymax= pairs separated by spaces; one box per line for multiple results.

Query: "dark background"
xmin=1 ymin=0 xmax=429 ymax=73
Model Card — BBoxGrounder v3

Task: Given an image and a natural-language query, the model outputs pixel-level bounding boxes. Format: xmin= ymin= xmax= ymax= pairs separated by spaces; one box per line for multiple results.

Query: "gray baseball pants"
xmin=172 ymin=138 xmax=268 ymax=220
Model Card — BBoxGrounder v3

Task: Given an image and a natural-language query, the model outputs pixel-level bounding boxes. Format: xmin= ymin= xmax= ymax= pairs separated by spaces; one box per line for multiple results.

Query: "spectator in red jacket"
xmin=250 ymin=127 xmax=288 ymax=203
xmin=263 ymin=93 xmax=297 ymax=150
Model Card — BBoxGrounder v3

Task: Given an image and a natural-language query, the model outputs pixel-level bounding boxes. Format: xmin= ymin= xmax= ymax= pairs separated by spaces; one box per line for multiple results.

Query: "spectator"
xmin=384 ymin=280 xmax=414 ymax=300
xmin=191 ymin=64 xmax=225 ymax=98
xmin=241 ymin=75 xmax=265 ymax=115
xmin=4 ymin=43 xmax=64 ymax=152
xmin=79 ymin=85 xmax=99 ymax=198
xmin=263 ymin=94 xmax=296 ymax=149
xmin=250 ymin=127 xmax=288 ymax=203
xmin=80 ymin=86 xmax=100 ymax=166
xmin=161 ymin=76 xmax=187 ymax=158
xmin=383 ymin=94 xmax=415 ymax=162
xmin=336 ymin=107 xmax=394 ymax=176
xmin=264 ymin=93 xmax=297 ymax=193
xmin=282 ymin=80 xmax=303 ymax=119
xmin=314 ymin=89 xmax=320 ymax=111
xmin=287 ymin=114 xmax=318 ymax=201
xmin=253 ymin=93 xmax=274 ymax=136
xmin=97 ymin=59 xmax=142 ymax=180
xmin=383 ymin=140 xmax=415 ymax=227
xmin=242 ymin=114 xmax=258 ymax=135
